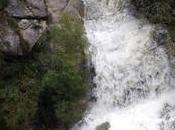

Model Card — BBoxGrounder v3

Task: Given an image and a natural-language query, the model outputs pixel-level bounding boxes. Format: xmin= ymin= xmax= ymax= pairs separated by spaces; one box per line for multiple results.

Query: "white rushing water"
xmin=73 ymin=0 xmax=175 ymax=130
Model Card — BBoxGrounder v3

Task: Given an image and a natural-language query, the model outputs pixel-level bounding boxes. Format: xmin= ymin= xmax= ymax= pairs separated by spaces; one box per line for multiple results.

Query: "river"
xmin=73 ymin=0 xmax=175 ymax=130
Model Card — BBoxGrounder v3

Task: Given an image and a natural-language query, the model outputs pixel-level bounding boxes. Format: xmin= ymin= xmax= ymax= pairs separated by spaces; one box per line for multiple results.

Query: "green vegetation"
xmin=0 ymin=0 xmax=8 ymax=10
xmin=130 ymin=0 xmax=175 ymax=24
xmin=0 ymin=14 xmax=88 ymax=130
xmin=130 ymin=0 xmax=175 ymax=57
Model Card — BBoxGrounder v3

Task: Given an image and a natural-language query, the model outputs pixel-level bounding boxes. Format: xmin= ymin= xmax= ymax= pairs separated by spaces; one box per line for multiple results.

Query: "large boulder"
xmin=0 ymin=12 xmax=47 ymax=55
xmin=96 ymin=122 xmax=111 ymax=130
xmin=6 ymin=0 xmax=47 ymax=18
xmin=0 ymin=0 xmax=48 ymax=56
xmin=18 ymin=19 xmax=47 ymax=52
xmin=0 ymin=0 xmax=84 ymax=56
xmin=46 ymin=0 xmax=84 ymax=22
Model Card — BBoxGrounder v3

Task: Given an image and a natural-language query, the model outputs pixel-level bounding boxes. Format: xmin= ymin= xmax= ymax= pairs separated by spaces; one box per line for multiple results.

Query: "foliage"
xmin=0 ymin=14 xmax=87 ymax=130
xmin=0 ymin=0 xmax=8 ymax=10
xmin=130 ymin=0 xmax=175 ymax=52
xmin=130 ymin=0 xmax=175 ymax=24
xmin=49 ymin=14 xmax=85 ymax=66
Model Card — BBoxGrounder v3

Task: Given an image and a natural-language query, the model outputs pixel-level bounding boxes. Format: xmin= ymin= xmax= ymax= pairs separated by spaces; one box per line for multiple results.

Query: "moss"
xmin=0 ymin=14 xmax=88 ymax=130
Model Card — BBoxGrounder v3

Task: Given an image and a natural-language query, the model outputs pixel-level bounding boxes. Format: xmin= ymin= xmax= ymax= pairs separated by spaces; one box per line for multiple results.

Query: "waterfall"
xmin=73 ymin=0 xmax=175 ymax=130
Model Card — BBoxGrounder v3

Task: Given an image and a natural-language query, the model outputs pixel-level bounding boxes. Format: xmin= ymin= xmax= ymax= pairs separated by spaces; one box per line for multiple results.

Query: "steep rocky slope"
xmin=0 ymin=0 xmax=84 ymax=56
xmin=0 ymin=1 xmax=87 ymax=130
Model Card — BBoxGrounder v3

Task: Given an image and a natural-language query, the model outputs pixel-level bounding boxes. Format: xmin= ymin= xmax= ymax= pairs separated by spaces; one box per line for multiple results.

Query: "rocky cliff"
xmin=0 ymin=1 xmax=87 ymax=130
xmin=0 ymin=0 xmax=84 ymax=56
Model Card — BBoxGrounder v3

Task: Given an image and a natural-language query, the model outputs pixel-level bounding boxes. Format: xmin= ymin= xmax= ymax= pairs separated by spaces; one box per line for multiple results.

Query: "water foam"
xmin=72 ymin=0 xmax=175 ymax=130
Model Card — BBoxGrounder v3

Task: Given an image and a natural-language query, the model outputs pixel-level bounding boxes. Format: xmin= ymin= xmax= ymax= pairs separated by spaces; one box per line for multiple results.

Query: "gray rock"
xmin=46 ymin=0 xmax=84 ymax=22
xmin=64 ymin=0 xmax=85 ymax=18
xmin=2 ymin=0 xmax=48 ymax=55
xmin=0 ymin=26 xmax=22 ymax=55
xmin=0 ymin=0 xmax=84 ymax=56
xmin=46 ymin=0 xmax=69 ymax=22
xmin=6 ymin=0 xmax=47 ymax=18
xmin=96 ymin=122 xmax=111 ymax=130
xmin=18 ymin=19 xmax=47 ymax=51
xmin=0 ymin=18 xmax=47 ymax=55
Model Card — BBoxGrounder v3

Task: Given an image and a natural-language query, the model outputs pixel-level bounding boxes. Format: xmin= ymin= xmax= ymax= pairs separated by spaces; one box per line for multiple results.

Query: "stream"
xmin=73 ymin=0 xmax=175 ymax=130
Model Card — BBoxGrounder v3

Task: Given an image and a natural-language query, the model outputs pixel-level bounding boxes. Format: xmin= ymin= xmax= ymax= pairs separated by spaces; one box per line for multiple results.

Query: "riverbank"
xmin=130 ymin=0 xmax=175 ymax=55
xmin=130 ymin=0 xmax=175 ymax=78
xmin=0 ymin=13 xmax=89 ymax=130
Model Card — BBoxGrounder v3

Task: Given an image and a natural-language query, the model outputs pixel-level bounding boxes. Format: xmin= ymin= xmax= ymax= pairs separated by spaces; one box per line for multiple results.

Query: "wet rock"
xmin=96 ymin=122 xmax=110 ymax=130
xmin=160 ymin=103 xmax=175 ymax=130
xmin=153 ymin=27 xmax=169 ymax=46
xmin=6 ymin=0 xmax=47 ymax=18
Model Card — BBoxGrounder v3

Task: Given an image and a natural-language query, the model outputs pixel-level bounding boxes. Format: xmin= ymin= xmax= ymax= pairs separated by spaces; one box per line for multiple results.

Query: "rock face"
xmin=96 ymin=122 xmax=111 ymax=130
xmin=6 ymin=0 xmax=47 ymax=18
xmin=0 ymin=0 xmax=84 ymax=56
xmin=0 ymin=24 xmax=22 ymax=55
xmin=46 ymin=0 xmax=84 ymax=22
xmin=0 ymin=0 xmax=48 ymax=56
xmin=0 ymin=15 xmax=47 ymax=55
xmin=18 ymin=19 xmax=47 ymax=52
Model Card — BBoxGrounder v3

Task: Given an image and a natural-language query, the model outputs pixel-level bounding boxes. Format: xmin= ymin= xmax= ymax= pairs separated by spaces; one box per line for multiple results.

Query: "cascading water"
xmin=73 ymin=0 xmax=175 ymax=130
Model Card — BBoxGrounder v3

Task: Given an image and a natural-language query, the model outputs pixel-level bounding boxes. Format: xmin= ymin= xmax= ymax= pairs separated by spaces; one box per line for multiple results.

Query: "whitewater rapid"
xmin=73 ymin=0 xmax=175 ymax=130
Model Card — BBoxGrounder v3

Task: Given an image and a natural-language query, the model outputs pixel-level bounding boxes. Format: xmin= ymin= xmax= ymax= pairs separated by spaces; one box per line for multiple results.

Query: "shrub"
xmin=130 ymin=0 xmax=175 ymax=24
xmin=0 ymin=14 xmax=87 ymax=130
xmin=49 ymin=14 xmax=86 ymax=66
xmin=35 ymin=14 xmax=87 ymax=130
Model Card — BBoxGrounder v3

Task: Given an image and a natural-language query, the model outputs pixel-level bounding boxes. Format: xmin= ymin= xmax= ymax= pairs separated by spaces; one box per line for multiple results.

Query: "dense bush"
xmin=130 ymin=0 xmax=175 ymax=24
xmin=0 ymin=0 xmax=8 ymax=10
xmin=0 ymin=14 xmax=88 ymax=130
